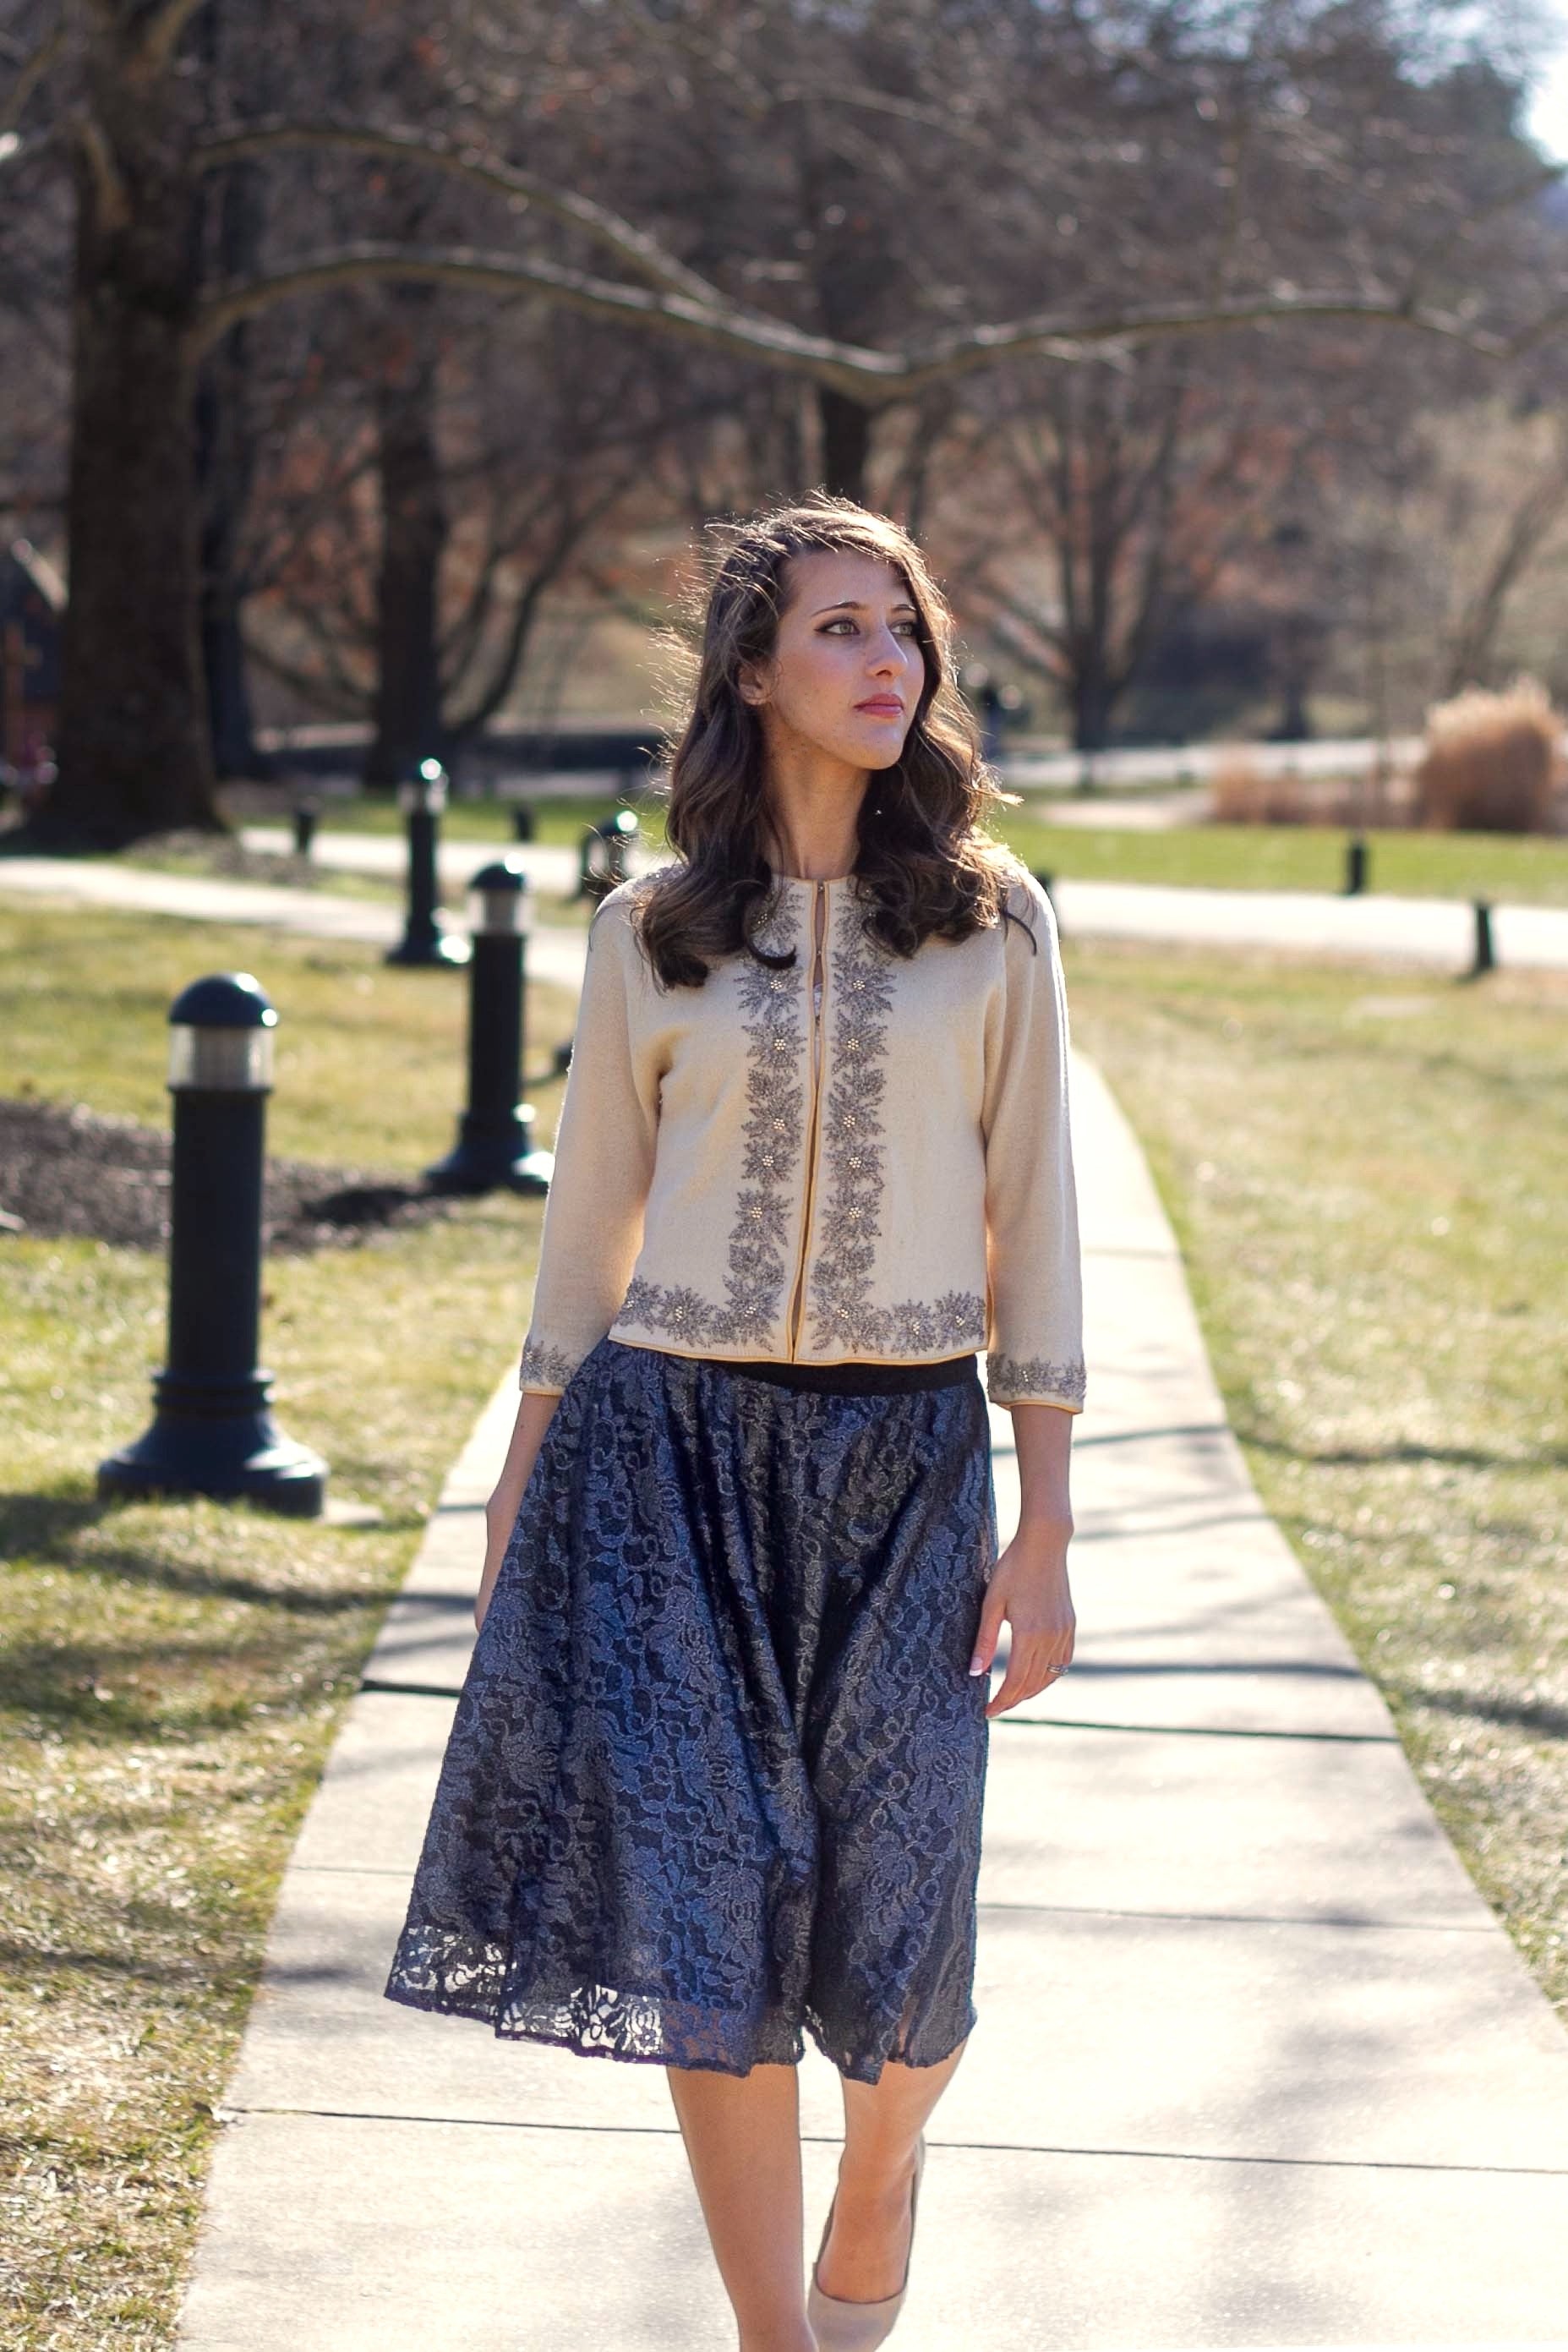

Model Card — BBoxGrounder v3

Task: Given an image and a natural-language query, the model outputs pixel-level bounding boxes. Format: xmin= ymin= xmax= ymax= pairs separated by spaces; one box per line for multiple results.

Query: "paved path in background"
xmin=1049 ymin=874 xmax=1568 ymax=970
xmin=237 ymin=823 xmax=1568 ymax=967
xmin=238 ymin=824 xmax=593 ymax=893
xmin=169 ymin=996 xmax=1568 ymax=2347
xmin=0 ymin=848 xmax=594 ymax=991
xmin=5 ymin=839 xmax=1566 ymax=974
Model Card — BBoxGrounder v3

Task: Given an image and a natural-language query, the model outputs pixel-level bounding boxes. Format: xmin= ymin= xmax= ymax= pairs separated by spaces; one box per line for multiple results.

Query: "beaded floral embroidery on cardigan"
xmin=807 ymin=887 xmax=986 ymax=1356
xmin=620 ymin=882 xmax=805 ymax=1348
xmin=621 ymin=882 xmax=987 ymax=1361
xmin=518 ymin=1336 xmax=577 ymax=1391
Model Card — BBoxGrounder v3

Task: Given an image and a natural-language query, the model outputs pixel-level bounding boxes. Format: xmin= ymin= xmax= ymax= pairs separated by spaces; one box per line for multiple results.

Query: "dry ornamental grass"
xmin=1413 ymin=676 xmax=1568 ymax=835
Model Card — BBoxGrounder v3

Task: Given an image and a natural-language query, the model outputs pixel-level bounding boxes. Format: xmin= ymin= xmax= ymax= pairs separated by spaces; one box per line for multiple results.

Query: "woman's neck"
xmin=759 ymin=739 xmax=870 ymax=881
xmin=761 ymin=806 xmax=864 ymax=882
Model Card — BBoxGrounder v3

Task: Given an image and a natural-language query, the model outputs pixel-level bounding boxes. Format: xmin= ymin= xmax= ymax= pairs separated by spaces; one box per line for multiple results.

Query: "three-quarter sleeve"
xmin=981 ymin=874 xmax=1086 ymax=1411
xmin=517 ymin=893 xmax=661 ymax=1395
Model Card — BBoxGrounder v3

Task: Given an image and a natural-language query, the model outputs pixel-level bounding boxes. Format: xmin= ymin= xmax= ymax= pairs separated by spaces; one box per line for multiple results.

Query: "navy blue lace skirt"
xmin=382 ymin=1334 xmax=997 ymax=2082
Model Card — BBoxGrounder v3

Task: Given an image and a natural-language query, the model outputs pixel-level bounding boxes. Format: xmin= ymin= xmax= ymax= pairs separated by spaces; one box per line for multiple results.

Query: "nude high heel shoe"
xmin=806 ymin=2132 xmax=926 ymax=2350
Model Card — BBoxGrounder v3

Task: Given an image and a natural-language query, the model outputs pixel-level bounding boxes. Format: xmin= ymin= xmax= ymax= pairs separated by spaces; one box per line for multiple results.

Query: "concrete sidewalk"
xmin=1050 ymin=874 xmax=1568 ymax=971
xmin=4 ymin=840 xmax=1568 ymax=972
xmin=171 ymin=1042 xmax=1568 ymax=2349
xmin=238 ymin=823 xmax=592 ymax=895
xmin=0 ymin=849 xmax=593 ymax=990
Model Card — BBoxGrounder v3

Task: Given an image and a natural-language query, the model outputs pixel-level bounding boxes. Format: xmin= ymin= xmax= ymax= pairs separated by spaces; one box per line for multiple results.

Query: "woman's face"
xmin=739 ymin=549 xmax=926 ymax=774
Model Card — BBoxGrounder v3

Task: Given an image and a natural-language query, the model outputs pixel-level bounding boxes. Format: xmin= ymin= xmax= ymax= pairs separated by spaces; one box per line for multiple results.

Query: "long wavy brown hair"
xmin=628 ymin=494 xmax=1036 ymax=990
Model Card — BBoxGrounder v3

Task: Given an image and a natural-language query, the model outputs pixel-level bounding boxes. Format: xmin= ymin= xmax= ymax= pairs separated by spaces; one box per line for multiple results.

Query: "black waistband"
xmin=690 ymin=1350 xmax=980 ymax=1395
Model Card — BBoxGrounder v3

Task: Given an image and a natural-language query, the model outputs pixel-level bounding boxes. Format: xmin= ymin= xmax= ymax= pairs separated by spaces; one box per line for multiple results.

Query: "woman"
xmin=385 ymin=494 xmax=1084 ymax=2351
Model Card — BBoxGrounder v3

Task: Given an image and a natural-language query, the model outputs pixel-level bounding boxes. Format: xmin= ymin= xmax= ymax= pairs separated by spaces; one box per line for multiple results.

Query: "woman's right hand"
xmin=473 ymin=1502 xmax=513 ymax=1637
xmin=474 ymin=1389 xmax=563 ymax=1633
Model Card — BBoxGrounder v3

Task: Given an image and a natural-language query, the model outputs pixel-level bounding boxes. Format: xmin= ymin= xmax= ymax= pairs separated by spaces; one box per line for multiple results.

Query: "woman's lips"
xmin=856 ymin=700 xmax=904 ymax=716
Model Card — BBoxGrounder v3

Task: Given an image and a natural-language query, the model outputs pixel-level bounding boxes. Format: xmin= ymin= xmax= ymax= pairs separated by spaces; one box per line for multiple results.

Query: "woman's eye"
xmin=819 ymin=618 xmax=920 ymax=637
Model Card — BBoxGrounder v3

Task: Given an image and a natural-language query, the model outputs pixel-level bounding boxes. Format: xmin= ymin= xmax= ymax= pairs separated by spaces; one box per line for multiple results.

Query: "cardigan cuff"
xmin=986 ymin=1349 xmax=1087 ymax=1411
xmin=518 ymin=1335 xmax=578 ymax=1395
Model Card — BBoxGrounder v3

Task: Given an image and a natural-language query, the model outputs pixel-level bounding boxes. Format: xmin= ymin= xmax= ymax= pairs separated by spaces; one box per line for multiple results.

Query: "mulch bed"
xmin=0 ymin=1096 xmax=462 ymax=1255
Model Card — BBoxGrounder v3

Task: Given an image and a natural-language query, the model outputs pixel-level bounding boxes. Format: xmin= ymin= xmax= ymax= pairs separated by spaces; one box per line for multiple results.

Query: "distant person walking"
xmin=385 ymin=494 xmax=1084 ymax=2349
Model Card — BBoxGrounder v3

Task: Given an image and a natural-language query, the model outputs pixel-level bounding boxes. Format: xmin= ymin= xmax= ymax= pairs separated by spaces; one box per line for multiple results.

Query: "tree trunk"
xmin=1071 ymin=657 xmax=1117 ymax=752
xmin=199 ymin=516 xmax=264 ymax=779
xmin=33 ymin=69 xmax=218 ymax=849
xmin=196 ymin=157 xmax=268 ymax=780
xmin=817 ymin=388 xmax=871 ymax=504
xmin=365 ymin=304 xmax=448 ymax=788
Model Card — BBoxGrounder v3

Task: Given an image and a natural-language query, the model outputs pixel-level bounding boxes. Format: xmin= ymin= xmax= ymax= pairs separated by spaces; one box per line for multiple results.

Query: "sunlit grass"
xmin=1065 ymin=941 xmax=1568 ymax=2022
xmin=1005 ymin=812 xmax=1568 ymax=904
xmin=0 ymin=905 xmax=575 ymax=1169
xmin=1 ymin=904 xmax=576 ymax=2345
xmin=0 ymin=1205 xmax=549 ymax=2348
xmin=230 ymin=790 xmax=660 ymax=849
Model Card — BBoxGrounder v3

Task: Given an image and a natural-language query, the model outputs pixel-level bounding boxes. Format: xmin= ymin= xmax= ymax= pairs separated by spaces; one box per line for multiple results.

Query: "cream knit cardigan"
xmin=517 ymin=860 xmax=1085 ymax=1411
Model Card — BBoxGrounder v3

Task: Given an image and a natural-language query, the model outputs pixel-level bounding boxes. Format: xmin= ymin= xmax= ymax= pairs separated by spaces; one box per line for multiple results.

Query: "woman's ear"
xmin=737 ymin=659 xmax=769 ymax=709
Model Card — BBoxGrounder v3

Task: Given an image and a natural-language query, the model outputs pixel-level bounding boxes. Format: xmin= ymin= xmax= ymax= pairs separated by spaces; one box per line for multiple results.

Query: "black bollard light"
xmin=292 ymin=793 xmax=320 ymax=857
xmin=386 ymin=758 xmax=469 ymax=967
xmin=1344 ymin=835 xmax=1369 ymax=895
xmin=1468 ymin=899 xmax=1496 ymax=979
xmin=98 ymin=974 xmax=328 ymax=1517
xmin=424 ymin=858 xmax=555 ymax=1195
xmin=511 ymin=799 xmax=536 ymax=844
xmin=576 ymin=808 xmax=641 ymax=903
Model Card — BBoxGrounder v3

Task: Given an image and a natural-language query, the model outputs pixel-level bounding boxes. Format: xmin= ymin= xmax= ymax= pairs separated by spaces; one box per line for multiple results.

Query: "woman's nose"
xmin=868 ymin=630 xmax=912 ymax=674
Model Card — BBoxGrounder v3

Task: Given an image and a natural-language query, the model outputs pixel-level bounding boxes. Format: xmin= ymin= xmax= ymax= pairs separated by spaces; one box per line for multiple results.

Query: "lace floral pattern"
xmin=383 ymin=1332 xmax=997 ymax=2081
xmin=987 ymin=1348 xmax=1088 ymax=1408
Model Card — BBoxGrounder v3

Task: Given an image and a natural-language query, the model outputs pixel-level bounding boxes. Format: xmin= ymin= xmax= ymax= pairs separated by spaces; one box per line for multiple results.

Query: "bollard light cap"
xmin=167 ymin=972 xmax=278 ymax=1092
xmin=467 ymin=855 xmax=533 ymax=937
xmin=397 ymin=758 xmax=449 ymax=813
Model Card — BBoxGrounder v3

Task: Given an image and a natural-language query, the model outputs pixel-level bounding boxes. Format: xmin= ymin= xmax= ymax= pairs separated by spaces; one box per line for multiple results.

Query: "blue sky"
xmin=1523 ymin=4 xmax=1568 ymax=156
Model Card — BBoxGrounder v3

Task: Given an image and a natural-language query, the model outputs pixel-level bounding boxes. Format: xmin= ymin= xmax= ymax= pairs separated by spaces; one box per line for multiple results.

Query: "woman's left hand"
xmin=969 ymin=1517 xmax=1075 ymax=1720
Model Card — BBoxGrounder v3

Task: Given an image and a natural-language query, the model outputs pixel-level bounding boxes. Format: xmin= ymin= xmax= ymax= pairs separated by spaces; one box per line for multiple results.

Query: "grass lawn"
xmin=1065 ymin=940 xmax=1568 ymax=2025
xmin=1008 ymin=811 xmax=1568 ymax=905
xmin=0 ymin=905 xmax=572 ymax=1165
xmin=224 ymin=790 xmax=648 ymax=850
xmin=118 ymin=836 xmax=407 ymax=908
xmin=1 ymin=905 xmax=578 ymax=2349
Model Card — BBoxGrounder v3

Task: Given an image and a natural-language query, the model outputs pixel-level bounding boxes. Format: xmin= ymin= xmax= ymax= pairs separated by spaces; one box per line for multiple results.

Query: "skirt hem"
xmin=381 ymin=1972 xmax=975 ymax=2086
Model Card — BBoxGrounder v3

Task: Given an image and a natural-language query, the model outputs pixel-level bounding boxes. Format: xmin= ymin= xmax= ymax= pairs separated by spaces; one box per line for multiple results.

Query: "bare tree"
xmin=243 ymin=301 xmax=693 ymax=771
xmin=3 ymin=0 xmax=1565 ymax=843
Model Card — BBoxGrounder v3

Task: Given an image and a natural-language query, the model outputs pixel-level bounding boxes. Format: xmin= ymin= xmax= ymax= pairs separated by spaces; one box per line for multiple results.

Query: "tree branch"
xmin=452 ymin=469 xmax=635 ymax=732
xmin=131 ymin=0 xmax=208 ymax=78
xmin=75 ymin=108 xmax=131 ymax=232
xmin=1445 ymin=420 xmax=1568 ymax=687
xmin=1400 ymin=157 xmax=1568 ymax=316
xmin=1504 ymin=297 xmax=1568 ymax=361
xmin=192 ymin=243 xmax=1518 ymax=401
xmin=1 ymin=19 xmax=69 ymax=136
xmin=193 ymin=118 xmax=724 ymax=306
